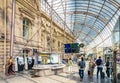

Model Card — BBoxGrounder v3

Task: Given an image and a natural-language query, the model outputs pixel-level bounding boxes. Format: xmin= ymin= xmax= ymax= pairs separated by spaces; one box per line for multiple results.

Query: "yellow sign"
xmin=40 ymin=54 xmax=49 ymax=56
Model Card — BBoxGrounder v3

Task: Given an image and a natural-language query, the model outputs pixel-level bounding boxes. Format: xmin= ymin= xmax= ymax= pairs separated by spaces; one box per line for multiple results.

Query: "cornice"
xmin=19 ymin=8 xmax=35 ymax=19
xmin=16 ymin=0 xmax=40 ymax=15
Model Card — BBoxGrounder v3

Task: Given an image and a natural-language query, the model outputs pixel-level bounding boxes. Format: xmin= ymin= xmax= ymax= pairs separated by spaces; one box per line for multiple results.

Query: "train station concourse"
xmin=0 ymin=0 xmax=120 ymax=83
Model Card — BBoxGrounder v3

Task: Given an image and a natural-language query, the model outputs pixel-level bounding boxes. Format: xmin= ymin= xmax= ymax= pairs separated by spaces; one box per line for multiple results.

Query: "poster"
xmin=50 ymin=53 xmax=60 ymax=63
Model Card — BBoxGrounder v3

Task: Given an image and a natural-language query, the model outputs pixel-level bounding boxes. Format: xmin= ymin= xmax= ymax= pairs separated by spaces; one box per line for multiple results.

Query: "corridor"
xmin=0 ymin=0 xmax=120 ymax=83
xmin=0 ymin=61 xmax=117 ymax=83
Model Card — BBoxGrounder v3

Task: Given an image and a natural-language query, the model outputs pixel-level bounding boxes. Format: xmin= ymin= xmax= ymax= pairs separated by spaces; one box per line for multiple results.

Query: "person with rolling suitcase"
xmin=88 ymin=58 xmax=96 ymax=78
xmin=101 ymin=69 xmax=105 ymax=79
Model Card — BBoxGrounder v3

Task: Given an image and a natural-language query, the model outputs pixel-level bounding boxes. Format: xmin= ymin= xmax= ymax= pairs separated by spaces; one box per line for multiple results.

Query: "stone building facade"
xmin=0 ymin=0 xmax=74 ymax=72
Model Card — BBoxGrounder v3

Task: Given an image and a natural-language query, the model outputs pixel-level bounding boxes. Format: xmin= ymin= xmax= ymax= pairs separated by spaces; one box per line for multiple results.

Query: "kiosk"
xmin=32 ymin=53 xmax=65 ymax=77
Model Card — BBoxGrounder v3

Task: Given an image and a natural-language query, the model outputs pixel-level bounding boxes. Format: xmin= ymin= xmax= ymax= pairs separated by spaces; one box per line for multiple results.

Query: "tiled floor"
xmin=0 ymin=62 xmax=119 ymax=83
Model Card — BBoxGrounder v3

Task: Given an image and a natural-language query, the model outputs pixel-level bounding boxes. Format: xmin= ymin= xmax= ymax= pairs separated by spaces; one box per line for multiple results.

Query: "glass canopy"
xmin=41 ymin=0 xmax=120 ymax=49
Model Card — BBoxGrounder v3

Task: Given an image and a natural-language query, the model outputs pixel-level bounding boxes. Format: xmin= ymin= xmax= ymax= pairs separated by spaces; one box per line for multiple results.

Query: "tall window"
xmin=58 ymin=41 xmax=60 ymax=47
xmin=47 ymin=37 xmax=50 ymax=48
xmin=23 ymin=18 xmax=31 ymax=38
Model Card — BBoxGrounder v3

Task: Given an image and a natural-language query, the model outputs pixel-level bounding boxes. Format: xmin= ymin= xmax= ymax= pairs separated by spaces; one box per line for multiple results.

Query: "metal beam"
xmin=50 ymin=0 xmax=54 ymax=52
xmin=73 ymin=30 xmax=94 ymax=40
xmin=110 ymin=0 xmax=120 ymax=7
xmin=65 ymin=11 xmax=107 ymax=24
xmin=86 ymin=8 xmax=120 ymax=51
xmin=10 ymin=0 xmax=16 ymax=57
xmin=81 ymin=0 xmax=106 ymax=42
xmin=68 ymin=22 xmax=99 ymax=33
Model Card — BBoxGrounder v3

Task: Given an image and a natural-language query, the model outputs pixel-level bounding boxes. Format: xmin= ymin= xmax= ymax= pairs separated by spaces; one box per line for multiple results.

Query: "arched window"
xmin=23 ymin=18 xmax=31 ymax=38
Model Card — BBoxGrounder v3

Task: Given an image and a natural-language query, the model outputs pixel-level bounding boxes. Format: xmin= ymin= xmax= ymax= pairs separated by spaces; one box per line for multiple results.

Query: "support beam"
xmin=50 ymin=0 xmax=53 ymax=52
xmin=68 ymin=22 xmax=99 ymax=33
xmin=3 ymin=0 xmax=7 ymax=73
xmin=65 ymin=11 xmax=108 ymax=24
xmin=10 ymin=0 xmax=16 ymax=57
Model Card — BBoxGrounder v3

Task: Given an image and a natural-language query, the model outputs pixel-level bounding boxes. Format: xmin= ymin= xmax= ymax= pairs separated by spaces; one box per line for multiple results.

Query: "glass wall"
xmin=112 ymin=17 xmax=120 ymax=82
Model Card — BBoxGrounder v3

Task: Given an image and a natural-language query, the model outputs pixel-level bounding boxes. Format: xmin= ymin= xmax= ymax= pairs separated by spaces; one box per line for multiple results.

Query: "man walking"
xmin=105 ymin=57 xmax=110 ymax=78
xmin=78 ymin=57 xmax=86 ymax=81
xmin=96 ymin=56 xmax=103 ymax=79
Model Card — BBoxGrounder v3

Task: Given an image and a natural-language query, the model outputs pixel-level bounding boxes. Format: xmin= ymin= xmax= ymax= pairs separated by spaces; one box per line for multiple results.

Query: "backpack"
xmin=96 ymin=59 xmax=101 ymax=65
xmin=79 ymin=61 xmax=85 ymax=68
xmin=106 ymin=61 xmax=109 ymax=66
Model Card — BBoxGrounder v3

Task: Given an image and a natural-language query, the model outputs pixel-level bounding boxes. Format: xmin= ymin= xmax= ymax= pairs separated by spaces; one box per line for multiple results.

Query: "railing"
xmin=40 ymin=0 xmax=71 ymax=34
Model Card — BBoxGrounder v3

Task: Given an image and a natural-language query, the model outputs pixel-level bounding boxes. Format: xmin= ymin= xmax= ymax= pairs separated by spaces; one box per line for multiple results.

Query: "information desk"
xmin=32 ymin=64 xmax=65 ymax=77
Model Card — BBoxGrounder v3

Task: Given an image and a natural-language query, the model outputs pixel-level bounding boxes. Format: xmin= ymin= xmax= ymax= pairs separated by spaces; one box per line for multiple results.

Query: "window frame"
xmin=23 ymin=18 xmax=31 ymax=39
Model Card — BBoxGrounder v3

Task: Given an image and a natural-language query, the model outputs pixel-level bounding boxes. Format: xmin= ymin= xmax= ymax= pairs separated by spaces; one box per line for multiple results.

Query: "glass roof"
xmin=41 ymin=0 xmax=120 ymax=49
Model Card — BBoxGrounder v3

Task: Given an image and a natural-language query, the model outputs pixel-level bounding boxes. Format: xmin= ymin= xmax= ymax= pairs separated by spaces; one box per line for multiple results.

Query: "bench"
xmin=32 ymin=64 xmax=65 ymax=77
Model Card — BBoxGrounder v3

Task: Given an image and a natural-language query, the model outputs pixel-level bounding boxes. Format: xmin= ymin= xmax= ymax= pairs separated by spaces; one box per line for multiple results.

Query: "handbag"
xmin=92 ymin=63 xmax=96 ymax=68
xmin=102 ymin=66 xmax=106 ymax=79
xmin=88 ymin=70 xmax=90 ymax=75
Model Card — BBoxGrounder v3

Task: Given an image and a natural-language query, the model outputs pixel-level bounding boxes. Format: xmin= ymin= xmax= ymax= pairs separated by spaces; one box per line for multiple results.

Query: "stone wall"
xmin=0 ymin=0 xmax=74 ymax=72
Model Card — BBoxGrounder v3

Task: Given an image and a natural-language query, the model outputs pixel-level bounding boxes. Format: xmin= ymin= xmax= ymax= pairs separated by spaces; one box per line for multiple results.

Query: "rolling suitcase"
xmin=102 ymin=72 xmax=105 ymax=79
xmin=117 ymin=73 xmax=120 ymax=79
xmin=88 ymin=70 xmax=90 ymax=75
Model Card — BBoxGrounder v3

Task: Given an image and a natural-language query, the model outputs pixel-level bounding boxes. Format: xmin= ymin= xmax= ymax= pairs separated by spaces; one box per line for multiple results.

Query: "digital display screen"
xmin=65 ymin=48 xmax=72 ymax=53
xmin=64 ymin=43 xmax=80 ymax=53
xmin=64 ymin=44 xmax=71 ymax=48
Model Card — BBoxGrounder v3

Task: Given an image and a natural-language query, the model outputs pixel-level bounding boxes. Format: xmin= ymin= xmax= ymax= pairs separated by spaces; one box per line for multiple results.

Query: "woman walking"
xmin=88 ymin=58 xmax=96 ymax=78
xmin=68 ymin=58 xmax=73 ymax=73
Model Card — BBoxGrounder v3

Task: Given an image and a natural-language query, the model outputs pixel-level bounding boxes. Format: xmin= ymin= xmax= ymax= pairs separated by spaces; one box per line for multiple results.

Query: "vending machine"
xmin=15 ymin=56 xmax=24 ymax=71
xmin=27 ymin=57 xmax=33 ymax=69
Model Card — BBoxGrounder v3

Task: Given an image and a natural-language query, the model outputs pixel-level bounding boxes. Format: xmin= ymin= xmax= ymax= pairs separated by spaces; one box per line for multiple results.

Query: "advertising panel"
xmin=50 ymin=53 xmax=60 ymax=64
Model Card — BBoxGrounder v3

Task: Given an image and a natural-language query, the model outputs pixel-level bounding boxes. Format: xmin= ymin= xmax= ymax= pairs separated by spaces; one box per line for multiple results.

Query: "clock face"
xmin=79 ymin=43 xmax=84 ymax=48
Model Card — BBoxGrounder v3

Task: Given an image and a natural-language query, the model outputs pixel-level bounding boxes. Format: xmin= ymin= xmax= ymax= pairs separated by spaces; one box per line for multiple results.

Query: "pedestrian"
xmin=105 ymin=57 xmax=110 ymax=78
xmin=78 ymin=57 xmax=86 ymax=81
xmin=68 ymin=58 xmax=73 ymax=73
xmin=88 ymin=58 xmax=96 ymax=78
xmin=5 ymin=56 xmax=15 ymax=76
xmin=95 ymin=56 xmax=103 ymax=79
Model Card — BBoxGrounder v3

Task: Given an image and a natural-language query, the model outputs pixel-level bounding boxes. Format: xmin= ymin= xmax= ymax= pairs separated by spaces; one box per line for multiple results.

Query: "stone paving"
xmin=0 ymin=61 xmax=119 ymax=83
